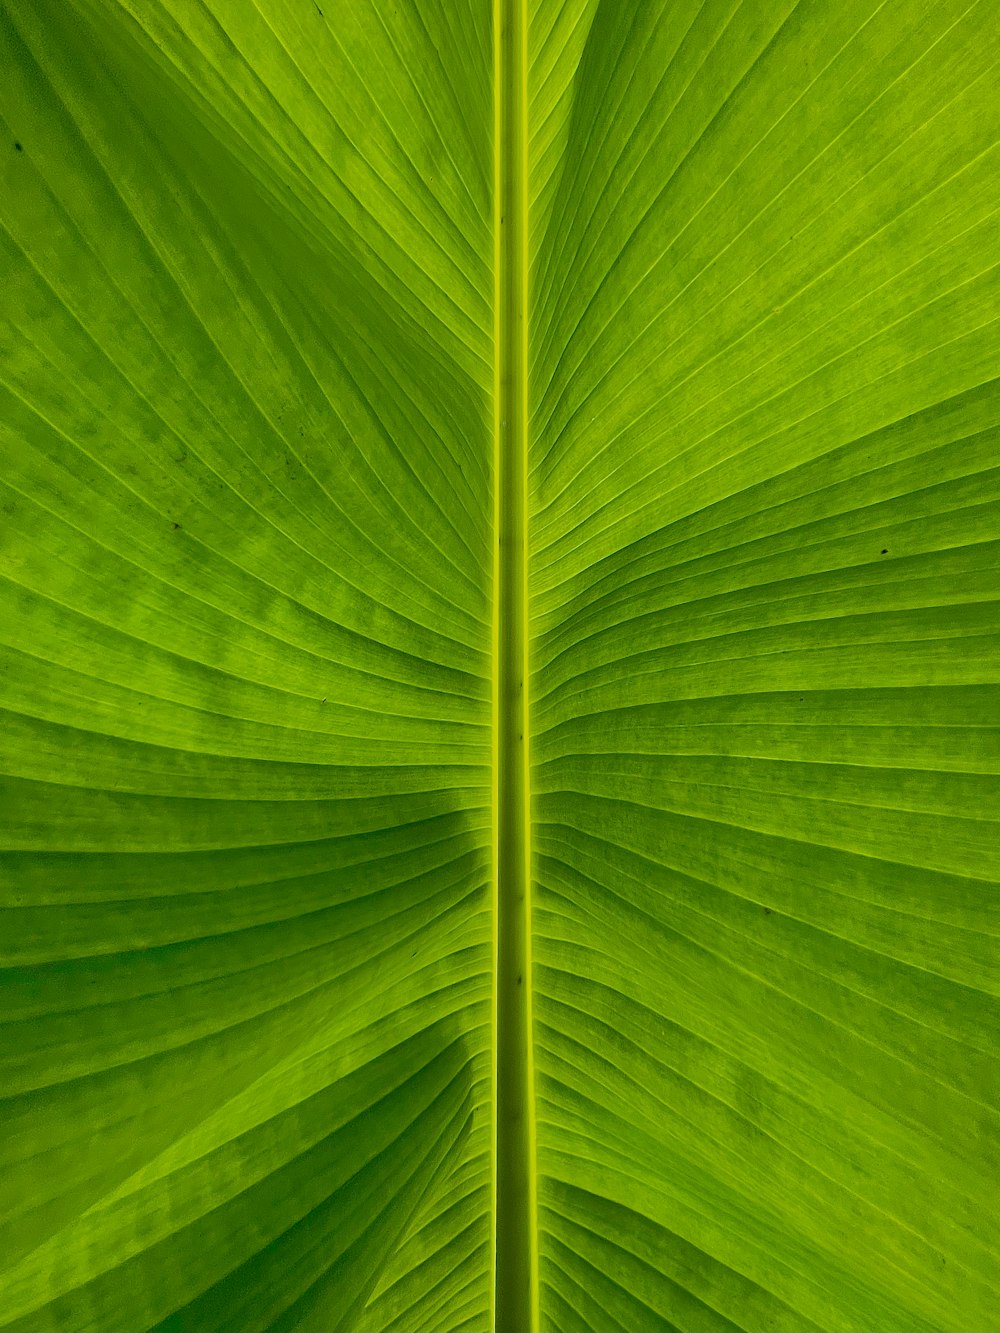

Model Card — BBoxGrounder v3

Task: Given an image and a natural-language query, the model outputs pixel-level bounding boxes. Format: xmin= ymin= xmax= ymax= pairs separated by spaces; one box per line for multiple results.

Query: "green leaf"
xmin=1 ymin=1 xmax=997 ymax=1331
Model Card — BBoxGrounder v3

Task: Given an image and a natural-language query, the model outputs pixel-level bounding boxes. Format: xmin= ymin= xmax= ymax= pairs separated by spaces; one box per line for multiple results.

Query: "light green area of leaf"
xmin=1 ymin=1 xmax=998 ymax=1330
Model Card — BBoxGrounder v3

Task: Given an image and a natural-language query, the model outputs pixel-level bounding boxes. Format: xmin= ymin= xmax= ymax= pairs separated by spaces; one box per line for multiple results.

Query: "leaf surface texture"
xmin=1 ymin=1 xmax=997 ymax=1330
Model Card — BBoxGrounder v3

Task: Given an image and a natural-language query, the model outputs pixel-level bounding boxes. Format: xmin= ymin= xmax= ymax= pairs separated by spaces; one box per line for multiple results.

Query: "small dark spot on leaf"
xmin=14 ymin=141 xmax=23 ymax=152
xmin=321 ymin=697 xmax=327 ymax=703
xmin=517 ymin=973 xmax=522 ymax=985
xmin=881 ymin=548 xmax=888 ymax=555
xmin=171 ymin=521 xmax=181 ymax=530
xmin=763 ymin=907 xmax=772 ymax=915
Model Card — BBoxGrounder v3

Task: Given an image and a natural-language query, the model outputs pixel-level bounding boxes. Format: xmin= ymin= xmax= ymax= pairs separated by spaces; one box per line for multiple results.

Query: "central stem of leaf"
xmin=493 ymin=0 xmax=536 ymax=1329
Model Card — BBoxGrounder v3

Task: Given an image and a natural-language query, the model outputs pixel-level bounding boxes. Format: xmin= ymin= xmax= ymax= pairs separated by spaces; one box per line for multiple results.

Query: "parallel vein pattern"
xmin=1 ymin=2 xmax=493 ymax=1330
xmin=528 ymin=1 xmax=1000 ymax=1330
xmin=3 ymin=1 xmax=999 ymax=1330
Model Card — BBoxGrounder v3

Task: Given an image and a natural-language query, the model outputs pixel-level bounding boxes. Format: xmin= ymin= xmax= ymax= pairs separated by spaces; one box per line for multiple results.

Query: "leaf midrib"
xmin=493 ymin=0 xmax=538 ymax=1330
